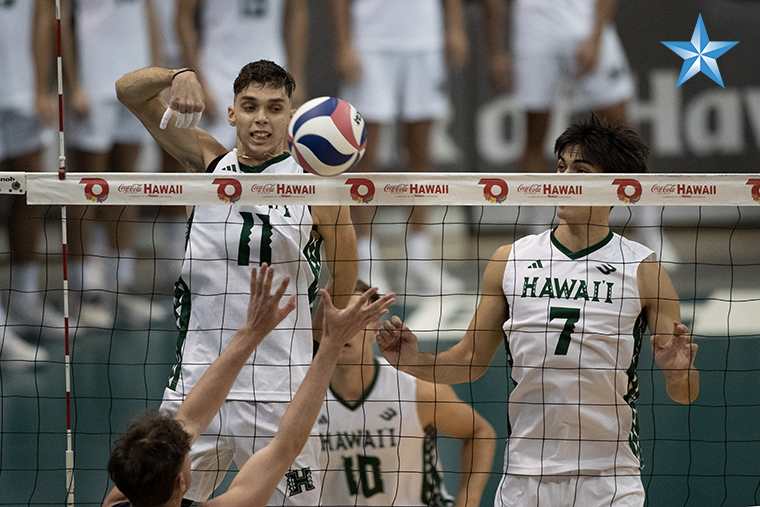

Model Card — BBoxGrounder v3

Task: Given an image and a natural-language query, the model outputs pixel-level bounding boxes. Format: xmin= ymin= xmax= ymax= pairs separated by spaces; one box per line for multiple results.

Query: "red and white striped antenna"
xmin=55 ymin=0 xmax=74 ymax=504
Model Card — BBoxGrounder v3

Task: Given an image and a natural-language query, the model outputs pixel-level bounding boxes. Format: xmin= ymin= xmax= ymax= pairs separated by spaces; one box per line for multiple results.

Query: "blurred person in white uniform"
xmin=61 ymin=0 xmax=161 ymax=323
xmin=330 ymin=0 xmax=471 ymax=296
xmin=0 ymin=0 xmax=61 ymax=365
xmin=176 ymin=0 xmax=310 ymax=149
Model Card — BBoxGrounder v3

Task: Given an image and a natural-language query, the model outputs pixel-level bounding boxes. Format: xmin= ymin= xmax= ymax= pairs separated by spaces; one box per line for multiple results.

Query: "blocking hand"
xmin=240 ymin=263 xmax=296 ymax=349
xmin=652 ymin=322 xmax=698 ymax=374
xmin=376 ymin=316 xmax=421 ymax=372
xmin=320 ymin=288 xmax=395 ymax=350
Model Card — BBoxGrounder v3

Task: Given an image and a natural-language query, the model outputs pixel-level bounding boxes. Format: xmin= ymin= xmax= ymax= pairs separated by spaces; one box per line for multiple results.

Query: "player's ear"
xmin=228 ymin=105 xmax=236 ymax=127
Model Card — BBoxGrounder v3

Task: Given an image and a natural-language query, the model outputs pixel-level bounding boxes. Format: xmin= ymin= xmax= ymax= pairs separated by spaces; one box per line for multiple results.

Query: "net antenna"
xmin=54 ymin=0 xmax=75 ymax=503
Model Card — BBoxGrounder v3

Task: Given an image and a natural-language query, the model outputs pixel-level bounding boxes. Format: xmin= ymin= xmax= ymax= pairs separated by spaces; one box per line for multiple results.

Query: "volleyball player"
xmin=0 ymin=0 xmax=60 ymax=363
xmin=377 ymin=115 xmax=699 ymax=506
xmin=103 ymin=265 xmax=395 ymax=507
xmin=318 ymin=281 xmax=495 ymax=507
xmin=330 ymin=0 xmax=469 ymax=295
xmin=177 ymin=0 xmax=309 ymax=148
xmin=116 ymin=60 xmax=358 ymax=504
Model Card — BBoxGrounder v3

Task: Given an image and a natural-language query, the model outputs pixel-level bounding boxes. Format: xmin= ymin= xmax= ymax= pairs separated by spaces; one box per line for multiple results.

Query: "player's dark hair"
xmin=108 ymin=412 xmax=192 ymax=507
xmin=234 ymin=60 xmax=295 ymax=99
xmin=554 ymin=114 xmax=650 ymax=173
xmin=356 ymin=280 xmax=381 ymax=303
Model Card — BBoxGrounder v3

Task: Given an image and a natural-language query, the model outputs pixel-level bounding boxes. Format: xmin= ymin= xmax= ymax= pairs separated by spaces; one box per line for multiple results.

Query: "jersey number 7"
xmin=550 ymin=307 xmax=580 ymax=355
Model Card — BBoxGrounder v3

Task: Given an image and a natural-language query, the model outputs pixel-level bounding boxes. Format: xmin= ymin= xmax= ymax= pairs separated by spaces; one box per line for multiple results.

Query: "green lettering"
xmin=538 ymin=277 xmax=555 ymax=298
xmin=574 ymin=280 xmax=589 ymax=301
xmin=554 ymin=278 xmax=577 ymax=299
xmin=605 ymin=282 xmax=614 ymax=304
xmin=522 ymin=276 xmax=539 ymax=297
xmin=592 ymin=280 xmax=602 ymax=302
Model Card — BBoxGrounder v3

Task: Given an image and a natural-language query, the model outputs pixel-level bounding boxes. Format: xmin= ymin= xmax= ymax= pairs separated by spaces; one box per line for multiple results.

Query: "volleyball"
xmin=287 ymin=96 xmax=367 ymax=176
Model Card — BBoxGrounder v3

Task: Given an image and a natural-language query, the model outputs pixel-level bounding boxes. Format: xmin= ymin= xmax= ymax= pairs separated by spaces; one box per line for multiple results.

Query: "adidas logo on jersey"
xmin=527 ymin=260 xmax=543 ymax=269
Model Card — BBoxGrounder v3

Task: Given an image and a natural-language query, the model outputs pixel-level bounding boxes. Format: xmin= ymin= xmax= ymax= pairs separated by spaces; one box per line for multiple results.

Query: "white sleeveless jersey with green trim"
xmin=169 ymin=150 xmax=321 ymax=402
xmin=500 ymin=229 xmax=654 ymax=476
xmin=318 ymin=358 xmax=453 ymax=507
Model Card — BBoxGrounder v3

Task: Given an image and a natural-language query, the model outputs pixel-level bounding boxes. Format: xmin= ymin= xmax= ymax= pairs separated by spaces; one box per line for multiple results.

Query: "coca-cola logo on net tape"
xmin=345 ymin=178 xmax=375 ymax=204
xmin=479 ymin=178 xmax=508 ymax=203
xmin=516 ymin=183 xmax=542 ymax=195
xmin=650 ymin=183 xmax=677 ymax=195
xmin=747 ymin=179 xmax=760 ymax=204
xmin=250 ymin=183 xmax=277 ymax=195
xmin=80 ymin=177 xmax=110 ymax=203
xmin=612 ymin=178 xmax=642 ymax=204
xmin=213 ymin=178 xmax=242 ymax=204
xmin=650 ymin=182 xmax=716 ymax=199
xmin=118 ymin=183 xmax=143 ymax=194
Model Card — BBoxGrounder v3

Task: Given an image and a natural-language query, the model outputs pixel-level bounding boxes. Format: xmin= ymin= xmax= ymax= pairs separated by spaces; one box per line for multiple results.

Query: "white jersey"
xmin=200 ymin=0 xmax=287 ymax=109
xmin=350 ymin=0 xmax=444 ymax=52
xmin=512 ymin=0 xmax=595 ymax=54
xmin=318 ymin=358 xmax=454 ymax=507
xmin=75 ymin=0 xmax=151 ymax=100
xmin=0 ymin=0 xmax=35 ymax=110
xmin=500 ymin=229 xmax=654 ymax=476
xmin=169 ymin=150 xmax=321 ymax=402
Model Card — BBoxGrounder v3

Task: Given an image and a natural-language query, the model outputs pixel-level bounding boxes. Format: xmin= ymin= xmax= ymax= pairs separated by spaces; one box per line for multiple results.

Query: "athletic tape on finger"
xmin=175 ymin=112 xmax=187 ymax=128
xmin=159 ymin=107 xmax=173 ymax=130
xmin=189 ymin=111 xmax=202 ymax=129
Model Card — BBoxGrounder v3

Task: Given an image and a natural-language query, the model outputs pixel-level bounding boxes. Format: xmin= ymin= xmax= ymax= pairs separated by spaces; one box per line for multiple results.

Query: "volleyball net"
xmin=1 ymin=171 xmax=760 ymax=506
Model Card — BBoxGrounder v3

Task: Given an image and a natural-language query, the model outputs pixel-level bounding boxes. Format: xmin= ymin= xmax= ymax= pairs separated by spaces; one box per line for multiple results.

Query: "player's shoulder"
xmin=614 ymin=232 xmax=656 ymax=262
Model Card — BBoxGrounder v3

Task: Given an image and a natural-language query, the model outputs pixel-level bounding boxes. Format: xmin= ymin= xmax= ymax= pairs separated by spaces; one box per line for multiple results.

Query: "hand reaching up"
xmin=376 ymin=316 xmax=421 ymax=372
xmin=319 ymin=288 xmax=396 ymax=351
xmin=652 ymin=322 xmax=698 ymax=374
xmin=238 ymin=263 xmax=297 ymax=350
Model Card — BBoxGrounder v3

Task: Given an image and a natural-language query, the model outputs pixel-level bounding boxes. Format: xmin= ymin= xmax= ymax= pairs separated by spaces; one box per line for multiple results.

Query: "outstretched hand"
xmin=239 ymin=263 xmax=296 ymax=349
xmin=376 ymin=316 xmax=420 ymax=371
xmin=319 ymin=288 xmax=395 ymax=350
xmin=652 ymin=322 xmax=698 ymax=373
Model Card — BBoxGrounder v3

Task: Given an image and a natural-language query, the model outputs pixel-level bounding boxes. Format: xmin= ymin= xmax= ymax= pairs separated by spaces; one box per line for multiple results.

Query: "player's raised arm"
xmin=311 ymin=204 xmax=358 ymax=342
xmin=638 ymin=259 xmax=699 ymax=404
xmin=214 ymin=288 xmax=395 ymax=507
xmin=416 ymin=381 xmax=496 ymax=507
xmin=115 ymin=66 xmax=224 ymax=172
xmin=377 ymin=245 xmax=510 ymax=384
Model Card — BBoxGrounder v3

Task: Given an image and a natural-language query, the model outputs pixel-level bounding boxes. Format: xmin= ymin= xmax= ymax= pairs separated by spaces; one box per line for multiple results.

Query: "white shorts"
xmin=340 ymin=49 xmax=450 ymax=123
xmin=160 ymin=388 xmax=322 ymax=505
xmin=67 ymin=99 xmax=146 ymax=152
xmin=0 ymin=109 xmax=45 ymax=161
xmin=494 ymin=469 xmax=645 ymax=507
xmin=514 ymin=26 xmax=634 ymax=112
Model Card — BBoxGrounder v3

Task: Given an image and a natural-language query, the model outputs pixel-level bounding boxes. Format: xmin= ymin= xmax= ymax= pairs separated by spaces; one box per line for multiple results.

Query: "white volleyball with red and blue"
xmin=287 ymin=96 xmax=367 ymax=176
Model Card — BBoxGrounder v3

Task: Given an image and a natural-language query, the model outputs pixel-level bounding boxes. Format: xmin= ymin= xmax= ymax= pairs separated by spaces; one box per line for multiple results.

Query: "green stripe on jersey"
xmin=168 ymin=276 xmax=192 ymax=390
xmin=625 ymin=310 xmax=647 ymax=467
xmin=303 ymin=234 xmax=323 ymax=306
